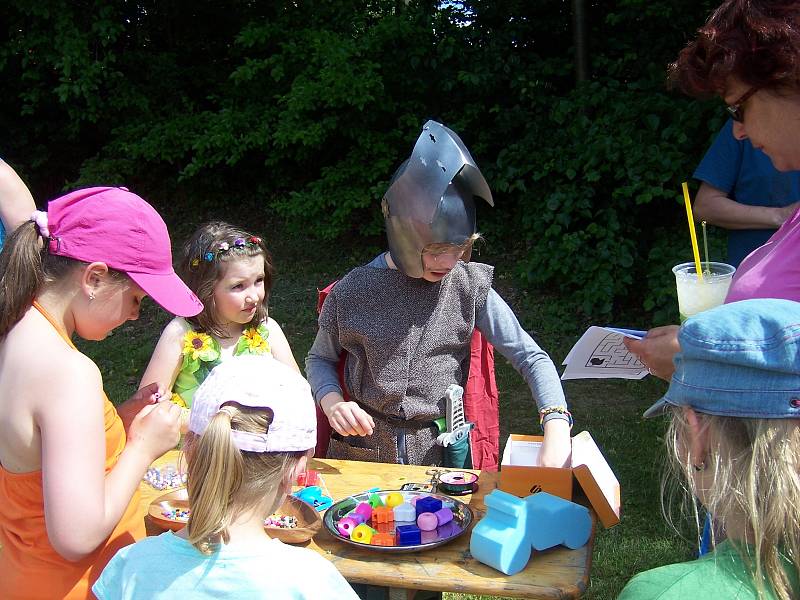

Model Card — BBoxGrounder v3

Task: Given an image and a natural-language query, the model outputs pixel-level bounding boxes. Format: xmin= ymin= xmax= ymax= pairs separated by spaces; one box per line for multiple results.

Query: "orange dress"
xmin=0 ymin=302 xmax=144 ymax=599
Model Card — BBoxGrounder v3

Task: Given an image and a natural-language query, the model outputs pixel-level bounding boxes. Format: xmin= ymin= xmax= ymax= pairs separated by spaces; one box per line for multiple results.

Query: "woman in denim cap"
xmin=619 ymin=298 xmax=800 ymax=600
xmin=626 ymin=0 xmax=800 ymax=378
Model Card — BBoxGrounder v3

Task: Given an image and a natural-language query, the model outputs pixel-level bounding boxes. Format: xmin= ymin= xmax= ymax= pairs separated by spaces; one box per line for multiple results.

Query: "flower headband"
xmin=190 ymin=236 xmax=263 ymax=268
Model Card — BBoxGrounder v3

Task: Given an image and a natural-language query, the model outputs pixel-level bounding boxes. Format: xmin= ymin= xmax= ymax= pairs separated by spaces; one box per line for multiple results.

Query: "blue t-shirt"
xmin=93 ymin=531 xmax=360 ymax=600
xmin=693 ymin=119 xmax=800 ymax=266
xmin=0 ymin=220 xmax=5 ymax=250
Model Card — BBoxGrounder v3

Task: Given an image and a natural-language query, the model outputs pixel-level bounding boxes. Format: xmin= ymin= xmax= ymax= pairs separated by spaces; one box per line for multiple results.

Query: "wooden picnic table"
xmin=139 ymin=451 xmax=594 ymax=599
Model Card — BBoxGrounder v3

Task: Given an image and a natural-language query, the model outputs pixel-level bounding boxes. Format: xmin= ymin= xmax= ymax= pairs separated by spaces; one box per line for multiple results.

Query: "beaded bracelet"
xmin=539 ymin=406 xmax=573 ymax=429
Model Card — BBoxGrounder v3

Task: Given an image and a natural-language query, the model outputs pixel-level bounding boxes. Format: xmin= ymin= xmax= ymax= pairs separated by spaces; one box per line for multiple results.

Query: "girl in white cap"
xmin=94 ymin=356 xmax=358 ymax=599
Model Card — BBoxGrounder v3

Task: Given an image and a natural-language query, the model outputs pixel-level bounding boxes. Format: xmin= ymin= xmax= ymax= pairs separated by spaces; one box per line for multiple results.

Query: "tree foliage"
xmin=1 ymin=0 xmax=723 ymax=317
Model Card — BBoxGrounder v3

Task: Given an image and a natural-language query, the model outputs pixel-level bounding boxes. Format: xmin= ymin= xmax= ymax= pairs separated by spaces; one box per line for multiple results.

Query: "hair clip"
xmin=193 ymin=236 xmax=263 ymax=266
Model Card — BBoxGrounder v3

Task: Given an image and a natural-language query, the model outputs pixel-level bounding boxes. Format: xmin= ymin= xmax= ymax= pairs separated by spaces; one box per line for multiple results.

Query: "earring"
xmin=89 ymin=292 xmax=95 ymax=301
xmin=693 ymin=462 xmax=706 ymax=472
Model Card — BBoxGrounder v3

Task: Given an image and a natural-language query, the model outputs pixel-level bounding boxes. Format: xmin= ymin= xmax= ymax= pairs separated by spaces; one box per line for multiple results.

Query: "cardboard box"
xmin=499 ymin=431 xmax=621 ymax=528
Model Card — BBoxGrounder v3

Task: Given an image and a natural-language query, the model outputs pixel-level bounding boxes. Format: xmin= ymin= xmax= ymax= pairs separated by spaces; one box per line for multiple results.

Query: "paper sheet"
xmin=561 ymin=326 xmax=647 ymax=380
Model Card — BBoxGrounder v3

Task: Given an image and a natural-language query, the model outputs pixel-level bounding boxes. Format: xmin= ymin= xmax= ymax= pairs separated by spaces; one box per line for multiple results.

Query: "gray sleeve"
xmin=476 ymin=289 xmax=569 ymax=425
xmin=305 ymin=327 xmax=345 ymax=404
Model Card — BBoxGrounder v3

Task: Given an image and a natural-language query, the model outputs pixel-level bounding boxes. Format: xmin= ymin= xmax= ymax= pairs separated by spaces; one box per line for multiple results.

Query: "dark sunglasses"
xmin=725 ymin=86 xmax=759 ymax=122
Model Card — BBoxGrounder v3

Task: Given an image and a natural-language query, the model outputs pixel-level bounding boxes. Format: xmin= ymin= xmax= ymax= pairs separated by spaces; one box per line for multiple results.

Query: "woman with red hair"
xmin=626 ymin=0 xmax=800 ymax=379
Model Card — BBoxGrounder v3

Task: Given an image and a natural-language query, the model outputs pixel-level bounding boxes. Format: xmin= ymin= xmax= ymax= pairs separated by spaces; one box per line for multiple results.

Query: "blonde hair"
xmin=663 ymin=408 xmax=800 ymax=600
xmin=183 ymin=404 xmax=305 ymax=555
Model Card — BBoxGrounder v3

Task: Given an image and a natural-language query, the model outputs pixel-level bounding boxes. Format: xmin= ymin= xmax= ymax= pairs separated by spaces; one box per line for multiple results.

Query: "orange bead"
xmin=371 ymin=506 xmax=394 ymax=523
xmin=371 ymin=532 xmax=395 ymax=546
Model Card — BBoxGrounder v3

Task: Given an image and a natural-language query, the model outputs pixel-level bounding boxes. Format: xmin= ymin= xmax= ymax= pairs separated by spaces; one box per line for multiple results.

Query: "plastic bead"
xmin=352 ymin=502 xmax=373 ymax=522
xmin=371 ymin=532 xmax=395 ymax=546
xmin=395 ymin=524 xmax=422 ymax=546
xmin=393 ymin=502 xmax=416 ymax=522
xmin=385 ymin=492 xmax=404 ymax=508
xmin=143 ymin=466 xmax=187 ymax=490
xmin=372 ymin=506 xmax=394 ymax=523
xmin=351 ymin=523 xmax=377 ymax=544
xmin=368 ymin=492 xmax=385 ymax=508
xmin=435 ymin=507 xmax=454 ymax=526
xmin=416 ymin=512 xmax=438 ymax=531
xmin=337 ymin=516 xmax=361 ymax=538
xmin=415 ymin=496 xmax=443 ymax=518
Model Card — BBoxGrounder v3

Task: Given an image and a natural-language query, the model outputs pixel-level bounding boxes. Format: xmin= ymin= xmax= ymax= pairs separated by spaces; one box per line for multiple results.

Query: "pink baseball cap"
xmin=188 ymin=355 xmax=317 ymax=453
xmin=45 ymin=186 xmax=203 ymax=317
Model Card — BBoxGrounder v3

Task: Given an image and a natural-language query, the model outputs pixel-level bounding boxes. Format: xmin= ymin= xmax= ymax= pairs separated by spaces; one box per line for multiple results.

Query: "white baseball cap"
xmin=188 ymin=355 xmax=317 ymax=453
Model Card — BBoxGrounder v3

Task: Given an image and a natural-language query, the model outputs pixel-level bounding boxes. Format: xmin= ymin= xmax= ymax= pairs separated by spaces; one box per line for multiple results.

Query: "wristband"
xmin=539 ymin=406 xmax=573 ymax=429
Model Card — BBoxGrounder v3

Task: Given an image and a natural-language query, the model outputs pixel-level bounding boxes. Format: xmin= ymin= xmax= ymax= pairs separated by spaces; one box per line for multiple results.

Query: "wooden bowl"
xmin=148 ymin=489 xmax=322 ymax=544
xmin=265 ymin=494 xmax=323 ymax=544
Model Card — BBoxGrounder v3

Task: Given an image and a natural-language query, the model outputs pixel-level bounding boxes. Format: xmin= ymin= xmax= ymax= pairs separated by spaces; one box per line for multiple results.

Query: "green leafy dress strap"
xmin=170 ymin=324 xmax=271 ymax=408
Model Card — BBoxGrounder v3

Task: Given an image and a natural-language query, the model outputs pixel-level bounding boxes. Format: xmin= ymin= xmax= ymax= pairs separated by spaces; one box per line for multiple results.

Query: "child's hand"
xmin=116 ymin=382 xmax=165 ymax=433
xmin=538 ymin=419 xmax=572 ymax=468
xmin=320 ymin=393 xmax=375 ymax=436
xmin=623 ymin=325 xmax=680 ymax=381
xmin=126 ymin=401 xmax=182 ymax=461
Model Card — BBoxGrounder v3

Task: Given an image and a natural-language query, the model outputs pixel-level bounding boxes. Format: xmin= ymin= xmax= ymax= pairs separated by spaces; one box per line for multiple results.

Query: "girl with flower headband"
xmin=140 ymin=221 xmax=300 ymax=420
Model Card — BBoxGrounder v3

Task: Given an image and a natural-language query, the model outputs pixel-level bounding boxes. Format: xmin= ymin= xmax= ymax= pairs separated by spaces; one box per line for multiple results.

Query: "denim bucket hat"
xmin=643 ymin=298 xmax=800 ymax=419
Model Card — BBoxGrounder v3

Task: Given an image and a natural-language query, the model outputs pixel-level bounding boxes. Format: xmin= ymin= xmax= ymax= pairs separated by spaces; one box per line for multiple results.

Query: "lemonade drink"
xmin=673 ymin=262 xmax=736 ymax=322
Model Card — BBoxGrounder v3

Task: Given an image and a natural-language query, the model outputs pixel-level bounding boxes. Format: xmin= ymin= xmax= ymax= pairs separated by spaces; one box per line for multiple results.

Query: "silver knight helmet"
xmin=382 ymin=120 xmax=494 ymax=278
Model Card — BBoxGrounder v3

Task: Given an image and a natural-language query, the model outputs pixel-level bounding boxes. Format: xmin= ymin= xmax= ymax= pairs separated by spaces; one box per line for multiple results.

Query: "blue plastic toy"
xmin=469 ymin=490 xmax=592 ymax=575
xmin=527 ymin=492 xmax=591 ymax=550
xmin=415 ymin=496 xmax=442 ymax=518
xmin=469 ymin=490 xmax=531 ymax=575
xmin=293 ymin=485 xmax=333 ymax=512
xmin=395 ymin=524 xmax=422 ymax=546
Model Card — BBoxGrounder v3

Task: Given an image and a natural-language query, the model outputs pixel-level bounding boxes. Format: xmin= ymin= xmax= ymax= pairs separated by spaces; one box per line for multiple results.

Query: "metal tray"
xmin=323 ymin=489 xmax=473 ymax=553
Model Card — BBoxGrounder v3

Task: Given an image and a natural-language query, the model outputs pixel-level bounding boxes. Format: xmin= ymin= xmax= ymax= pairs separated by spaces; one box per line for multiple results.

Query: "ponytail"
xmin=183 ymin=405 xmax=305 ymax=554
xmin=0 ymin=220 xmax=91 ymax=340
xmin=0 ymin=221 xmax=44 ymax=339
xmin=185 ymin=410 xmax=244 ymax=554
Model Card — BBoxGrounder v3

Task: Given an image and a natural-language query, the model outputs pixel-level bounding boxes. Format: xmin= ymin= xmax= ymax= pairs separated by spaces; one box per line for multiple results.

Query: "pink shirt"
xmin=725 ymin=205 xmax=800 ymax=303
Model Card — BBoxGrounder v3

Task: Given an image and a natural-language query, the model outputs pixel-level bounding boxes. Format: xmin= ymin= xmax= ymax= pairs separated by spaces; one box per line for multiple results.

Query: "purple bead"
xmin=435 ymin=507 xmax=454 ymax=526
xmin=417 ymin=512 xmax=438 ymax=531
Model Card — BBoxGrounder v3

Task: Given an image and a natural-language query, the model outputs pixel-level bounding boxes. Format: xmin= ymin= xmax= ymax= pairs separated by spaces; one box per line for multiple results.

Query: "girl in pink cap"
xmin=140 ymin=221 xmax=300 ymax=423
xmin=0 ymin=186 xmax=203 ymax=599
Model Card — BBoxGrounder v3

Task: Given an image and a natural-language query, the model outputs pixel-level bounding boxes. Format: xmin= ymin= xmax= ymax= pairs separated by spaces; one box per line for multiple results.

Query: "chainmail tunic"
xmin=318 ymin=261 xmax=493 ymax=465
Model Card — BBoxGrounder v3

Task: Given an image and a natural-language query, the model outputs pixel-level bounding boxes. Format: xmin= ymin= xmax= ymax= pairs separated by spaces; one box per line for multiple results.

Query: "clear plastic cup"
xmin=673 ymin=262 xmax=736 ymax=323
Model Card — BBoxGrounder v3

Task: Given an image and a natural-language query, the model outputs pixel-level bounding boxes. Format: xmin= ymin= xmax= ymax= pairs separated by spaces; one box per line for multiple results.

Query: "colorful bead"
xmin=393 ymin=502 xmax=416 ymax=522
xmin=371 ymin=532 xmax=395 ymax=546
xmin=384 ymin=492 xmax=404 ymax=508
xmin=351 ymin=523 xmax=376 ymax=544
xmin=161 ymin=508 xmax=190 ymax=522
xmin=264 ymin=514 xmax=298 ymax=529
xmin=372 ymin=506 xmax=394 ymax=523
xmin=143 ymin=466 xmax=187 ymax=491
xmin=337 ymin=516 xmax=362 ymax=537
xmin=416 ymin=512 xmax=438 ymax=531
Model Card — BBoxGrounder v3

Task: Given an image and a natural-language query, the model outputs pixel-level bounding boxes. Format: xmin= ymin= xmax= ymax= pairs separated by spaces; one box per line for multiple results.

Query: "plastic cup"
xmin=673 ymin=262 xmax=736 ymax=323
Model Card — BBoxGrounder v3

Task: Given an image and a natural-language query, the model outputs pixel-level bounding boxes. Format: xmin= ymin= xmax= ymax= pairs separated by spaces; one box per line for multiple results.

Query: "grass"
xmin=77 ymin=221 xmax=696 ymax=600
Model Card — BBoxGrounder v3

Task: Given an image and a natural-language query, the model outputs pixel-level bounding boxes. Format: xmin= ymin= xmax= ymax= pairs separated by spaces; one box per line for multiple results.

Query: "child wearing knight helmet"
xmin=94 ymin=355 xmax=359 ymax=599
xmin=306 ymin=120 xmax=572 ymax=469
xmin=141 ymin=221 xmax=300 ymax=419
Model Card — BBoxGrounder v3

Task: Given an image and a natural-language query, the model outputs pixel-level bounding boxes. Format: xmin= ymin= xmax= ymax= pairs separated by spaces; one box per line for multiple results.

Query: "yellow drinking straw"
xmin=681 ymin=181 xmax=704 ymax=282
